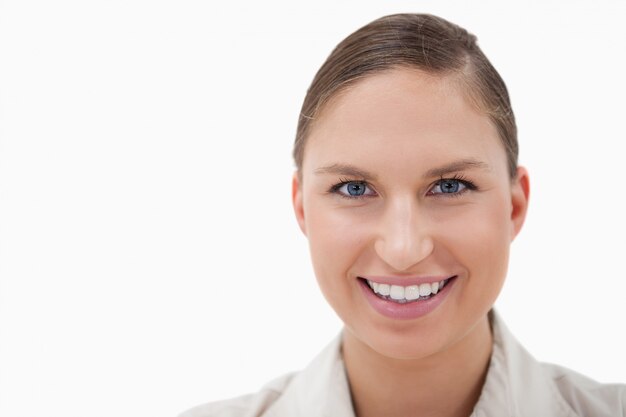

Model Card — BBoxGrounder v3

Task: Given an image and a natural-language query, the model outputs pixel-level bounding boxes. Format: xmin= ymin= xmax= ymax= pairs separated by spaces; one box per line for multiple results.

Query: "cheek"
xmin=439 ymin=196 xmax=512 ymax=294
xmin=304 ymin=200 xmax=371 ymax=290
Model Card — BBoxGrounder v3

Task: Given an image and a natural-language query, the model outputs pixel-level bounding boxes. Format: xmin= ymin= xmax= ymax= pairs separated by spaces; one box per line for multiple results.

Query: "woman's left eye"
xmin=430 ymin=179 xmax=474 ymax=195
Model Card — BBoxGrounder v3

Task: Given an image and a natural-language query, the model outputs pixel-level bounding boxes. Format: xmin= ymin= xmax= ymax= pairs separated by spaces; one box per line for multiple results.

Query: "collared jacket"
xmin=181 ymin=312 xmax=625 ymax=417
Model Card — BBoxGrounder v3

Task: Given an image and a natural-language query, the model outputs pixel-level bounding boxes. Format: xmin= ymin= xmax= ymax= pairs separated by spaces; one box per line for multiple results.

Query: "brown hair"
xmin=293 ymin=13 xmax=518 ymax=178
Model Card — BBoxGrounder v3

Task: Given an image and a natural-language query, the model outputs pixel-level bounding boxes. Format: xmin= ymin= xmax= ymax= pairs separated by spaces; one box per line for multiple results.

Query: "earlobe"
xmin=292 ymin=172 xmax=307 ymax=235
xmin=510 ymin=166 xmax=530 ymax=241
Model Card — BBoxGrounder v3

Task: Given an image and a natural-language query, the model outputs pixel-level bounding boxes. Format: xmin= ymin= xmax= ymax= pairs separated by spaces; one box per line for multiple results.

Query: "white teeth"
xmin=366 ymin=278 xmax=450 ymax=302
xmin=377 ymin=283 xmax=390 ymax=296
xmin=405 ymin=285 xmax=420 ymax=301
xmin=367 ymin=280 xmax=379 ymax=292
xmin=419 ymin=283 xmax=432 ymax=297
xmin=389 ymin=285 xmax=405 ymax=300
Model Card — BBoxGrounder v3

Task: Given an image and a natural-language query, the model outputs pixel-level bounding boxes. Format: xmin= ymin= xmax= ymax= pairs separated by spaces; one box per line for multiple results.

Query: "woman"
xmin=182 ymin=13 xmax=625 ymax=417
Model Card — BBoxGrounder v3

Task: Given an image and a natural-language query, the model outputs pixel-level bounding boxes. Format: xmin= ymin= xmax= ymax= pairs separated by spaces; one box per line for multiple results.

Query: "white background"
xmin=1 ymin=1 xmax=625 ymax=416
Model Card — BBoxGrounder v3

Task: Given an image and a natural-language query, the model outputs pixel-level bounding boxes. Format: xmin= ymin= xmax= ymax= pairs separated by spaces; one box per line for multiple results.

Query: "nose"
xmin=374 ymin=197 xmax=434 ymax=271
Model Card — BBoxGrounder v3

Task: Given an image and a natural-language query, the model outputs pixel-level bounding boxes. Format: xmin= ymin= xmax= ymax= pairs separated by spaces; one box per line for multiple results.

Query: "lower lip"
xmin=358 ymin=276 xmax=457 ymax=320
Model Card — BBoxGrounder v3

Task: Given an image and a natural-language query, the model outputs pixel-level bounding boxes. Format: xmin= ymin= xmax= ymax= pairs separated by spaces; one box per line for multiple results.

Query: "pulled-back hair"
xmin=293 ymin=13 xmax=518 ymax=178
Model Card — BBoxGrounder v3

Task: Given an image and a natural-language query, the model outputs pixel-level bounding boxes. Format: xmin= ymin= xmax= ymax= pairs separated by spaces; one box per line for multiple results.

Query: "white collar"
xmin=264 ymin=310 xmax=580 ymax=417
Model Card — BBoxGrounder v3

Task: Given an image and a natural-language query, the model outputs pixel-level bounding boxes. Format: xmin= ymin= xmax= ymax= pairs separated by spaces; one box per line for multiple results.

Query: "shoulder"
xmin=482 ymin=347 xmax=626 ymax=417
xmin=542 ymin=362 xmax=626 ymax=417
xmin=485 ymin=310 xmax=626 ymax=417
xmin=178 ymin=334 xmax=350 ymax=417
xmin=178 ymin=372 xmax=297 ymax=417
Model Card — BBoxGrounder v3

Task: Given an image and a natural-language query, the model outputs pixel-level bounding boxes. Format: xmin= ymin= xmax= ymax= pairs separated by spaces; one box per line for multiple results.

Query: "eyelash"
xmin=328 ymin=177 xmax=374 ymax=200
xmin=429 ymin=174 xmax=478 ymax=198
xmin=328 ymin=175 xmax=478 ymax=200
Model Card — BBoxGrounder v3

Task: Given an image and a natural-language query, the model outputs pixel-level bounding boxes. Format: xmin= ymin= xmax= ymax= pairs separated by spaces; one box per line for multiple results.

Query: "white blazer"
xmin=180 ymin=311 xmax=625 ymax=417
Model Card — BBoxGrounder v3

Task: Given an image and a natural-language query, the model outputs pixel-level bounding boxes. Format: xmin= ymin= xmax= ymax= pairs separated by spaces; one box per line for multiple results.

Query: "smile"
xmin=357 ymin=275 xmax=457 ymax=320
xmin=362 ymin=277 xmax=453 ymax=304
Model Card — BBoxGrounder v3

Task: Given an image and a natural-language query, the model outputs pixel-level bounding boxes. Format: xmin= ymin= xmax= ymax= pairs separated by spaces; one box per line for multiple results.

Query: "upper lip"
xmin=358 ymin=275 xmax=456 ymax=286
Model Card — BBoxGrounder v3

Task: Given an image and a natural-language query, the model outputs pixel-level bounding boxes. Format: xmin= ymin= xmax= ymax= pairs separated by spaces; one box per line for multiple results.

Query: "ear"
xmin=292 ymin=172 xmax=307 ymax=236
xmin=510 ymin=166 xmax=530 ymax=241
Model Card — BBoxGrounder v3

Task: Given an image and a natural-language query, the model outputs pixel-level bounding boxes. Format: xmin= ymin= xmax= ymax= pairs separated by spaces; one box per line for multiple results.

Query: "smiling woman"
xmin=294 ymin=69 xmax=525 ymax=367
xmin=180 ymin=13 xmax=625 ymax=417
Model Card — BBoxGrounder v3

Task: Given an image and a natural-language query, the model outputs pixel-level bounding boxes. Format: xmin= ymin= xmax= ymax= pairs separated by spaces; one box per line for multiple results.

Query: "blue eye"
xmin=332 ymin=181 xmax=374 ymax=198
xmin=431 ymin=179 xmax=472 ymax=195
xmin=345 ymin=182 xmax=367 ymax=196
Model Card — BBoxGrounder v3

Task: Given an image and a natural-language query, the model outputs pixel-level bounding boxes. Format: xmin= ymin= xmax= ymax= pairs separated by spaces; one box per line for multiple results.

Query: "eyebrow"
xmin=314 ymin=158 xmax=490 ymax=180
xmin=422 ymin=158 xmax=491 ymax=178
xmin=314 ymin=164 xmax=378 ymax=181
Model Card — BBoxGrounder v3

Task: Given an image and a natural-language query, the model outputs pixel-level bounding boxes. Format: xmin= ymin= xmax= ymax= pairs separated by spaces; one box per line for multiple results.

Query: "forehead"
xmin=303 ymin=68 xmax=506 ymax=178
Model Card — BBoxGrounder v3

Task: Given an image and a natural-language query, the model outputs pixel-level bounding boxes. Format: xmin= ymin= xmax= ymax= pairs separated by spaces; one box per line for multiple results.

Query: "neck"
xmin=342 ymin=315 xmax=492 ymax=417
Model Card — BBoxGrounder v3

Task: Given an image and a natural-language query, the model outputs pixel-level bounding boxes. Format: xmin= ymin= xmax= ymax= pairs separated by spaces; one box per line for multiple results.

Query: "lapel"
xmin=263 ymin=334 xmax=355 ymax=417
xmin=264 ymin=311 xmax=581 ymax=417
xmin=472 ymin=310 xmax=581 ymax=417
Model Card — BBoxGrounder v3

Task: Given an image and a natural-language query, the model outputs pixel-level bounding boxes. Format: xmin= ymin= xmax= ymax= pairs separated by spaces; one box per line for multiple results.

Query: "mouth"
xmin=358 ymin=276 xmax=456 ymax=304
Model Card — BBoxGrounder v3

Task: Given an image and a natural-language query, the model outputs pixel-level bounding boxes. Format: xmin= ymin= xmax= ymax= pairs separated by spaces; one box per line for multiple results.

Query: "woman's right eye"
xmin=331 ymin=181 xmax=375 ymax=198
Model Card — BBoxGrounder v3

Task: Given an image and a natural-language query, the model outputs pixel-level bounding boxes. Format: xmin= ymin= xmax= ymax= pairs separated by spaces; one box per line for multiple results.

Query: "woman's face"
xmin=292 ymin=68 xmax=529 ymax=359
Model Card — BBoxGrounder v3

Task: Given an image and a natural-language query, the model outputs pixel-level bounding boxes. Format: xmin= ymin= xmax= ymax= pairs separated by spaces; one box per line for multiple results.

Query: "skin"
xmin=292 ymin=68 xmax=530 ymax=417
